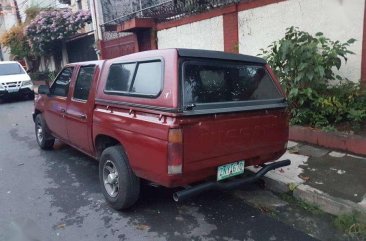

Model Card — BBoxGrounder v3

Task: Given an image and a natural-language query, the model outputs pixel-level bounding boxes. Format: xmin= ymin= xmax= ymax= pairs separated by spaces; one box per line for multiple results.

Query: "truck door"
xmin=44 ymin=67 xmax=75 ymax=141
xmin=65 ymin=65 xmax=96 ymax=153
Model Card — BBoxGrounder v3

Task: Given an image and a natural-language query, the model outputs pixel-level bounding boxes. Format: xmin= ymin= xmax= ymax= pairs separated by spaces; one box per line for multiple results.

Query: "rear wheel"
xmin=99 ymin=145 xmax=140 ymax=210
xmin=35 ymin=114 xmax=55 ymax=150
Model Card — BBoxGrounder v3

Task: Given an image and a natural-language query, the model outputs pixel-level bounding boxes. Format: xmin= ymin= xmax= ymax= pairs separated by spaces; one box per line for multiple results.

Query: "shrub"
xmin=0 ymin=25 xmax=31 ymax=59
xmin=260 ymin=27 xmax=366 ymax=130
xmin=29 ymin=71 xmax=57 ymax=83
xmin=25 ymin=9 xmax=91 ymax=55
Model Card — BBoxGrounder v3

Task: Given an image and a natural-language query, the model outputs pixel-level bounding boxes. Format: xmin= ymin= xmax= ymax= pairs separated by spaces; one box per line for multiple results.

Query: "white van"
xmin=0 ymin=61 xmax=33 ymax=99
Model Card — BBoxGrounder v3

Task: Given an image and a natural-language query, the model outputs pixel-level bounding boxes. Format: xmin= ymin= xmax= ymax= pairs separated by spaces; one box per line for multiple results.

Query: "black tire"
xmin=35 ymin=114 xmax=55 ymax=150
xmin=23 ymin=92 xmax=35 ymax=100
xmin=99 ymin=145 xmax=140 ymax=210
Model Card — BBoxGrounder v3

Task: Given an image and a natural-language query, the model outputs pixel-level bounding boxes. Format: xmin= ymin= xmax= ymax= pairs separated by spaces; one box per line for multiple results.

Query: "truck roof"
xmin=106 ymin=48 xmax=267 ymax=64
xmin=176 ymin=48 xmax=267 ymax=64
xmin=67 ymin=60 xmax=105 ymax=66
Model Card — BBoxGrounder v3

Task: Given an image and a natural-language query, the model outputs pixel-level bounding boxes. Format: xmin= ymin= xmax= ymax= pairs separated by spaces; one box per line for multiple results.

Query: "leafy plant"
xmin=260 ymin=27 xmax=366 ymax=130
xmin=0 ymin=25 xmax=31 ymax=59
xmin=261 ymin=27 xmax=355 ymax=94
xmin=29 ymin=71 xmax=57 ymax=82
xmin=334 ymin=212 xmax=366 ymax=240
xmin=25 ymin=9 xmax=91 ymax=55
xmin=24 ymin=6 xmax=43 ymax=23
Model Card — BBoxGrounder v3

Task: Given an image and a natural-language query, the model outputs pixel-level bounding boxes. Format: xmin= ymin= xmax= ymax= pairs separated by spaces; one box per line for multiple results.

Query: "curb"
xmin=293 ymin=184 xmax=365 ymax=216
xmin=289 ymin=126 xmax=366 ymax=157
xmin=256 ymin=171 xmax=366 ymax=216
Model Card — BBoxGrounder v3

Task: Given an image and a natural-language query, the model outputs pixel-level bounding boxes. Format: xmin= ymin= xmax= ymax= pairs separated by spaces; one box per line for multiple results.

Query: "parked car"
xmin=0 ymin=61 xmax=33 ymax=99
xmin=33 ymin=49 xmax=290 ymax=210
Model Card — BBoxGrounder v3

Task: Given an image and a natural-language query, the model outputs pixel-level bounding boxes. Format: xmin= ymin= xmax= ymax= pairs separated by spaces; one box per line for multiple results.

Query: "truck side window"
xmin=50 ymin=67 xmax=74 ymax=97
xmin=130 ymin=61 xmax=162 ymax=95
xmin=105 ymin=63 xmax=136 ymax=92
xmin=73 ymin=65 xmax=96 ymax=101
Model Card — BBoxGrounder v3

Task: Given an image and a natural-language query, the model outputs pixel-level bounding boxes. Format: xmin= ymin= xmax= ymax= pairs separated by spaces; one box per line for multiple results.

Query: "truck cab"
xmin=34 ymin=49 xmax=290 ymax=210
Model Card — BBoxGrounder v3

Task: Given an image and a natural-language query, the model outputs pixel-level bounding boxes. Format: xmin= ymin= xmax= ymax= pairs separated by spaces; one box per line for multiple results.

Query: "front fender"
xmin=33 ymin=93 xmax=46 ymax=122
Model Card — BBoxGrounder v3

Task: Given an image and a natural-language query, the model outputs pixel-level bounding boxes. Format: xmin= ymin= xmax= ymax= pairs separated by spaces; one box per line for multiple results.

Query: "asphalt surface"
xmin=0 ymin=99 xmax=319 ymax=241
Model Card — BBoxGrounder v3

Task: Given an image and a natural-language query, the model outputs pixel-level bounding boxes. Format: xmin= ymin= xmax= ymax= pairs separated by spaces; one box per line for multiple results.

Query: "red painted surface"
xmin=180 ymin=110 xmax=288 ymax=184
xmin=100 ymin=0 xmax=286 ymax=58
xmin=101 ymin=19 xmax=156 ymax=58
xmin=289 ymin=126 xmax=366 ymax=156
xmin=100 ymin=34 xmax=139 ymax=60
xmin=117 ymin=18 xmax=156 ymax=32
xmin=136 ymin=29 xmax=156 ymax=52
xmin=223 ymin=11 xmax=239 ymax=53
xmin=156 ymin=5 xmax=237 ymax=31
xmin=65 ymin=64 xmax=102 ymax=153
xmin=237 ymin=0 xmax=285 ymax=11
xmin=35 ymin=49 xmax=288 ymax=188
xmin=361 ymin=2 xmax=366 ymax=88
xmin=156 ymin=0 xmax=286 ymax=31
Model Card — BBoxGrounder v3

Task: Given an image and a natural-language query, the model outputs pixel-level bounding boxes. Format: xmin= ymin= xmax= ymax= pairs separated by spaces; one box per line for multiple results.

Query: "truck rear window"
xmin=182 ymin=60 xmax=283 ymax=107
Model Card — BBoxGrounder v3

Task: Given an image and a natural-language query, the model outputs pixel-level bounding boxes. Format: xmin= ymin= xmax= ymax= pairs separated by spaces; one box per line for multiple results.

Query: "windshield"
xmin=0 ymin=63 xmax=25 ymax=75
xmin=183 ymin=60 xmax=283 ymax=107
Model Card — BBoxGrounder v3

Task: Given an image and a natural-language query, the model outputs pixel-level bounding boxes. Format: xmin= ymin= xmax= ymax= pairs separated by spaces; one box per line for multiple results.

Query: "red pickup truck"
xmin=34 ymin=49 xmax=290 ymax=210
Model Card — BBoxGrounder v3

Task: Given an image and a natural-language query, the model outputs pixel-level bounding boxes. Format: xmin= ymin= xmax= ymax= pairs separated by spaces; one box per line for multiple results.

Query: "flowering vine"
xmin=25 ymin=9 xmax=92 ymax=55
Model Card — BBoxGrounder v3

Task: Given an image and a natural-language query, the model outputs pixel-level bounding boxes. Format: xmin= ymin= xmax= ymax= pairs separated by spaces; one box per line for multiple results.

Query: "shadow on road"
xmin=40 ymin=142 xmax=316 ymax=241
xmin=0 ymin=95 xmax=33 ymax=104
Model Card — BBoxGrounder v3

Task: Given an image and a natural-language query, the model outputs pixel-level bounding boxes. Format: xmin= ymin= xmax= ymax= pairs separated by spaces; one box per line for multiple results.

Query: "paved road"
xmin=0 ymin=100 xmax=318 ymax=241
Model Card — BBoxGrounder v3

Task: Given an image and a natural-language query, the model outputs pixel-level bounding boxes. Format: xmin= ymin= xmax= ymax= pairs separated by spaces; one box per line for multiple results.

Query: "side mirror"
xmin=38 ymin=85 xmax=50 ymax=95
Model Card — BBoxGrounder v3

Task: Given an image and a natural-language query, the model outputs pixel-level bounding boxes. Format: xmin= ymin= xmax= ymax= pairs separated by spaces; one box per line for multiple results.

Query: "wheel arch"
xmin=94 ymin=134 xmax=125 ymax=159
xmin=33 ymin=109 xmax=42 ymax=122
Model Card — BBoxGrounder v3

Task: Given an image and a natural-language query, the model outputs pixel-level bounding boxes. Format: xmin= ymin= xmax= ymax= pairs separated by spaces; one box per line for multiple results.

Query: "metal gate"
xmin=99 ymin=34 xmax=139 ymax=60
xmin=67 ymin=34 xmax=98 ymax=63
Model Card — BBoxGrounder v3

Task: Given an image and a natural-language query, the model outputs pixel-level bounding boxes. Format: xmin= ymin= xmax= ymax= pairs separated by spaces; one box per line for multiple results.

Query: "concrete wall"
xmin=0 ymin=0 xmax=18 ymax=61
xmin=157 ymin=16 xmax=224 ymax=51
xmin=238 ymin=0 xmax=365 ymax=82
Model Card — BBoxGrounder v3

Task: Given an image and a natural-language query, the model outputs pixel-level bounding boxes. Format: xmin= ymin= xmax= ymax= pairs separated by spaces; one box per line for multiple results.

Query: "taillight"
xmin=168 ymin=128 xmax=183 ymax=175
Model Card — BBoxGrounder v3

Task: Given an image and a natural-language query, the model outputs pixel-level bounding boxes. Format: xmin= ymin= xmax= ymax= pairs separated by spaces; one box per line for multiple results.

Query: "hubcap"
xmin=103 ymin=160 xmax=119 ymax=198
xmin=36 ymin=123 xmax=43 ymax=143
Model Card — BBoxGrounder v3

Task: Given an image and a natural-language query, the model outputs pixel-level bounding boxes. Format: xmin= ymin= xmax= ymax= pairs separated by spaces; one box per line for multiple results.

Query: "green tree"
xmin=0 ymin=25 xmax=30 ymax=59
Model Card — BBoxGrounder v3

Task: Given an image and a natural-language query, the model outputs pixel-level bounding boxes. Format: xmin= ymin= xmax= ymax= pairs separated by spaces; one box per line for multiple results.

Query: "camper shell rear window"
xmin=181 ymin=59 xmax=284 ymax=111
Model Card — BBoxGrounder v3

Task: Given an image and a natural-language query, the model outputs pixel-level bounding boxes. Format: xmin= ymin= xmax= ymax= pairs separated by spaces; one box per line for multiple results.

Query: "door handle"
xmin=60 ymin=108 xmax=66 ymax=113
xmin=79 ymin=114 xmax=87 ymax=120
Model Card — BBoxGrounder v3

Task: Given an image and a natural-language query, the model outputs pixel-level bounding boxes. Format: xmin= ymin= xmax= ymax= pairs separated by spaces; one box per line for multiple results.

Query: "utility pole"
xmin=13 ymin=0 xmax=21 ymax=24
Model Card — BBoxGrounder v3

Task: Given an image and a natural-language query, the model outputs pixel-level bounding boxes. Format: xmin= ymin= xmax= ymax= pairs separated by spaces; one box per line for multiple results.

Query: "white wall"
xmin=238 ymin=0 xmax=365 ymax=82
xmin=0 ymin=1 xmax=18 ymax=61
xmin=39 ymin=56 xmax=56 ymax=72
xmin=157 ymin=16 xmax=224 ymax=51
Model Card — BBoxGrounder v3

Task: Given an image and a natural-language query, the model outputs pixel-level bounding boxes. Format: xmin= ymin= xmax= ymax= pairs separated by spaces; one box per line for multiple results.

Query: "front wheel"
xmin=99 ymin=145 xmax=140 ymax=210
xmin=35 ymin=114 xmax=55 ymax=150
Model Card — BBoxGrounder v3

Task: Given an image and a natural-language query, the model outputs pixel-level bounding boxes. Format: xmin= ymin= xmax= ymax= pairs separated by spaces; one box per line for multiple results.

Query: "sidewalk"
xmin=247 ymin=141 xmax=366 ymax=216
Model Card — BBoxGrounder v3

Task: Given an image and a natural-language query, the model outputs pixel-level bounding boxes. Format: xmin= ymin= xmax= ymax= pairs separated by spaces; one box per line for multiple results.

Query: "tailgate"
xmin=182 ymin=109 xmax=288 ymax=173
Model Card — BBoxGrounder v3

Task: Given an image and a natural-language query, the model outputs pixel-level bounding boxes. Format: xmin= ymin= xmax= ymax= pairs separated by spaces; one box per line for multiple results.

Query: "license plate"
xmin=217 ymin=161 xmax=245 ymax=181
xmin=7 ymin=87 xmax=19 ymax=93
